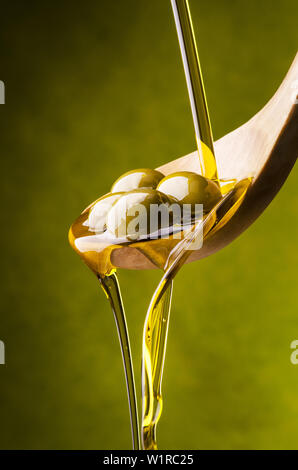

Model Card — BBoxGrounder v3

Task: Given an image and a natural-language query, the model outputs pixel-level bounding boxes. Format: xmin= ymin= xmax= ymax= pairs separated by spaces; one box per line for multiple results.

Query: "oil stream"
xmin=69 ymin=0 xmax=252 ymax=450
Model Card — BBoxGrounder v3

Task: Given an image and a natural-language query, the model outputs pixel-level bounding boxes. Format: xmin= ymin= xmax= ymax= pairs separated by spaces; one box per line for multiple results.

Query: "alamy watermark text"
xmin=0 ymin=80 xmax=5 ymax=104
xmin=0 ymin=340 xmax=5 ymax=364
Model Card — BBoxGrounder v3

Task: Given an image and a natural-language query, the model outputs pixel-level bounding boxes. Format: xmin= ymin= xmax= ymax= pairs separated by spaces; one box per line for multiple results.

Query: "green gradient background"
xmin=0 ymin=0 xmax=297 ymax=450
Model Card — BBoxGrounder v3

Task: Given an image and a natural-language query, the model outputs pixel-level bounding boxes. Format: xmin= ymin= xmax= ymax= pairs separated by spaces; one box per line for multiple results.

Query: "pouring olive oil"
xmin=68 ymin=0 xmax=252 ymax=450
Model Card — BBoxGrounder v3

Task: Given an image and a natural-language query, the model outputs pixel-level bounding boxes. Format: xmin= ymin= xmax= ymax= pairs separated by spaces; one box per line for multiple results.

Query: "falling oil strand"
xmin=99 ymin=273 xmax=140 ymax=450
xmin=171 ymin=0 xmax=218 ymax=183
xmin=141 ymin=0 xmax=221 ymax=449
xmin=68 ymin=213 xmax=140 ymax=449
xmin=142 ymin=280 xmax=173 ymax=449
xmin=141 ymin=177 xmax=252 ymax=450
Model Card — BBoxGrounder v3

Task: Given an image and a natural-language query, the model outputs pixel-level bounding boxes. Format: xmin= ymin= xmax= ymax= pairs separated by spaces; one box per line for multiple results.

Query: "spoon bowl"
xmin=112 ymin=53 xmax=298 ymax=270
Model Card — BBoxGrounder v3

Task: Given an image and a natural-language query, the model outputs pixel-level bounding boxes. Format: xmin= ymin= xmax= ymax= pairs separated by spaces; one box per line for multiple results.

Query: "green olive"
xmin=87 ymin=192 xmax=125 ymax=233
xmin=106 ymin=189 xmax=177 ymax=240
xmin=157 ymin=171 xmax=222 ymax=214
xmin=111 ymin=168 xmax=165 ymax=193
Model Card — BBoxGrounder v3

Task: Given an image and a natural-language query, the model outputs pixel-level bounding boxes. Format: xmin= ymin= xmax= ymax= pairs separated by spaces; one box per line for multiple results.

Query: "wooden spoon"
xmin=112 ymin=53 xmax=298 ymax=270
